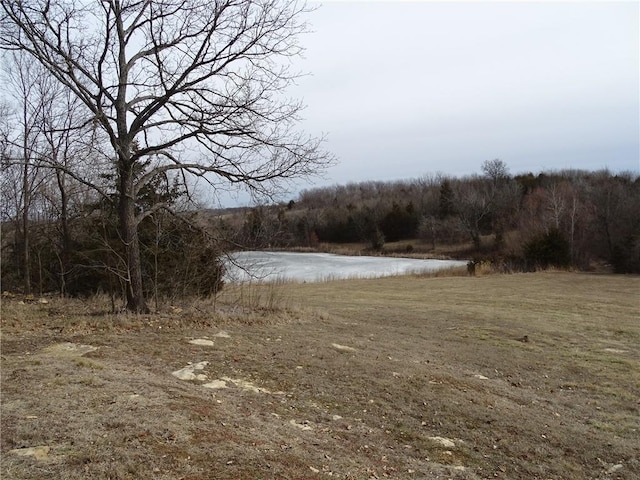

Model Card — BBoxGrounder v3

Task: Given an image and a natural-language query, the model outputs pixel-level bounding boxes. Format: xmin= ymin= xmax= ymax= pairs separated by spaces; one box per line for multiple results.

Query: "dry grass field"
xmin=1 ymin=271 xmax=639 ymax=479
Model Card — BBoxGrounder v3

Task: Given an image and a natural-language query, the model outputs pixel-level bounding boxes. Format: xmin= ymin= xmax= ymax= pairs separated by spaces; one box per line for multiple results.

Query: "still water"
xmin=225 ymin=251 xmax=467 ymax=283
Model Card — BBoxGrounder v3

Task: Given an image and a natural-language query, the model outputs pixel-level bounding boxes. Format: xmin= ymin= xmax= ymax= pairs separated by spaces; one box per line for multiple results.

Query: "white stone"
xmin=221 ymin=377 xmax=272 ymax=394
xmin=189 ymin=339 xmax=215 ymax=346
xmin=172 ymin=367 xmax=198 ymax=381
xmin=289 ymin=419 xmax=312 ymax=431
xmin=607 ymin=464 xmax=623 ymax=474
xmin=9 ymin=446 xmax=50 ymax=460
xmin=202 ymin=380 xmax=227 ymax=389
xmin=428 ymin=436 xmax=456 ymax=448
xmin=603 ymin=348 xmax=626 ymax=354
xmin=42 ymin=342 xmax=98 ymax=357
xmin=331 ymin=343 xmax=356 ymax=352
xmin=172 ymin=361 xmax=209 ymax=381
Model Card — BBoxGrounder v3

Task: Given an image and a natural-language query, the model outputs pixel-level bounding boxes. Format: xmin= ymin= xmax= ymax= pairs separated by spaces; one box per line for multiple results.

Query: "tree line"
xmin=231 ymin=160 xmax=640 ymax=273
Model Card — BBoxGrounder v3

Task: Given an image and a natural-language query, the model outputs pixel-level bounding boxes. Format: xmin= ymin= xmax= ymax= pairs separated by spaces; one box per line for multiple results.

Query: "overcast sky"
xmin=223 ymin=0 xmax=639 ymax=206
xmin=6 ymin=1 xmax=637 ymax=208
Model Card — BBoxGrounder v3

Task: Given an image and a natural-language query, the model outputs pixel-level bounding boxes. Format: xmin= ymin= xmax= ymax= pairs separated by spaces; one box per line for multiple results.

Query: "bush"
xmin=523 ymin=229 xmax=571 ymax=270
xmin=610 ymin=236 xmax=640 ymax=274
xmin=139 ymin=215 xmax=225 ymax=299
xmin=0 ymin=211 xmax=225 ymax=301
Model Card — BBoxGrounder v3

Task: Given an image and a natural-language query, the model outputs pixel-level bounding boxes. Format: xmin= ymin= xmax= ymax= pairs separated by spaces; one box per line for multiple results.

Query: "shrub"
xmin=610 ymin=236 xmax=640 ymax=274
xmin=523 ymin=229 xmax=571 ymax=270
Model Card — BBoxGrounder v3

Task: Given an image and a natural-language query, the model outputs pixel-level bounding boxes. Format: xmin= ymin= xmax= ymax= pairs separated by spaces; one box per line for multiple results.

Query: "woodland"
xmin=220 ymin=160 xmax=640 ymax=274
xmin=3 ymin=154 xmax=639 ymax=306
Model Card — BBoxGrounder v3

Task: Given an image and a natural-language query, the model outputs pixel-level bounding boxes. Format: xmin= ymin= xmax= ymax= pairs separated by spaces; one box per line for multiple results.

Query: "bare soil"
xmin=1 ymin=272 xmax=639 ymax=479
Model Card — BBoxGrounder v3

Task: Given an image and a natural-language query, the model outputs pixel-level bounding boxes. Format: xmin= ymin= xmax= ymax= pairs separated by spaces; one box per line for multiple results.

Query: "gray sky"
xmin=218 ymin=0 xmax=639 ymax=206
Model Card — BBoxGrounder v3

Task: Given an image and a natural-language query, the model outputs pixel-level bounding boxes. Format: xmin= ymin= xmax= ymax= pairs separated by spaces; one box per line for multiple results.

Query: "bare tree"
xmin=481 ymin=158 xmax=509 ymax=183
xmin=452 ymin=177 xmax=492 ymax=249
xmin=38 ymin=73 xmax=96 ymax=295
xmin=480 ymin=159 xmax=519 ymax=249
xmin=2 ymin=0 xmax=333 ymax=312
xmin=1 ymin=52 xmax=52 ymax=294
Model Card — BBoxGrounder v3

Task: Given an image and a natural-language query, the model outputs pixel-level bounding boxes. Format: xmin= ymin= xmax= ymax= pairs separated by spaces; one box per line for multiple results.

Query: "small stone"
xmin=331 ymin=343 xmax=356 ymax=352
xmin=309 ymin=466 xmax=320 ymax=473
xmin=172 ymin=368 xmax=198 ymax=381
xmin=214 ymin=331 xmax=231 ymax=338
xmin=189 ymin=339 xmax=214 ymax=346
xmin=473 ymin=374 xmax=489 ymax=380
xmin=428 ymin=436 xmax=456 ymax=448
xmin=289 ymin=419 xmax=312 ymax=431
xmin=607 ymin=464 xmax=623 ymax=474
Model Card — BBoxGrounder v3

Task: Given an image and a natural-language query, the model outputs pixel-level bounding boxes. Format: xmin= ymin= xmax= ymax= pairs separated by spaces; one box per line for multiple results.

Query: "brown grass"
xmin=1 ymin=272 xmax=639 ymax=479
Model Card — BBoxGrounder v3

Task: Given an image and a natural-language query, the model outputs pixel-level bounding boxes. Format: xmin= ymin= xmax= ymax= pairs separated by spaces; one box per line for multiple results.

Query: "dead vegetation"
xmin=1 ymin=272 xmax=639 ymax=479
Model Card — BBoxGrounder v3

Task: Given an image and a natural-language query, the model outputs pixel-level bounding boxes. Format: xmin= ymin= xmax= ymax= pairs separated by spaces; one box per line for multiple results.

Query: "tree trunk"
xmin=118 ymin=163 xmax=148 ymax=313
xmin=471 ymin=230 xmax=482 ymax=250
xmin=21 ymin=154 xmax=31 ymax=295
xmin=56 ymin=170 xmax=70 ymax=296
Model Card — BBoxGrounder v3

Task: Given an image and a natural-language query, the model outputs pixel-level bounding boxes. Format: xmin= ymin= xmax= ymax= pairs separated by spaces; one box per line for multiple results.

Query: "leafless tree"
xmin=1 ymin=52 xmax=52 ymax=294
xmin=481 ymin=158 xmax=509 ymax=183
xmin=452 ymin=177 xmax=492 ymax=249
xmin=38 ymin=74 xmax=97 ymax=295
xmin=2 ymin=0 xmax=333 ymax=312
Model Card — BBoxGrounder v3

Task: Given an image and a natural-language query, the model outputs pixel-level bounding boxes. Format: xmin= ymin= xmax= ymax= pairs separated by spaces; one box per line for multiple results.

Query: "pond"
xmin=224 ymin=251 xmax=467 ymax=283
